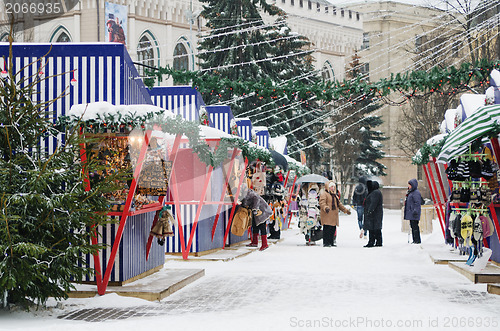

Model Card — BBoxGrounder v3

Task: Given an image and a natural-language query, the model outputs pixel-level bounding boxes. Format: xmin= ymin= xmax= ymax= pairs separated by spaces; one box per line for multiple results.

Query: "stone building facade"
xmin=346 ymin=1 xmax=456 ymax=208
xmin=1 ymin=0 xmax=363 ymax=86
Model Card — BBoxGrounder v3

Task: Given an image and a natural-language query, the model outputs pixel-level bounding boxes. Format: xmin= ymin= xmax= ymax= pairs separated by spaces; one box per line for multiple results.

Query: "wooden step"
xmin=487 ymin=283 xmax=500 ymax=295
xmin=449 ymin=262 xmax=500 ymax=284
xmin=67 ymin=268 xmax=204 ymax=301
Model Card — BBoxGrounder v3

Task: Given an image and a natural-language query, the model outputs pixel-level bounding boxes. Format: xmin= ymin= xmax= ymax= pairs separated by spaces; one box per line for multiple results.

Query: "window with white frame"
xmin=137 ymin=35 xmax=154 ymax=77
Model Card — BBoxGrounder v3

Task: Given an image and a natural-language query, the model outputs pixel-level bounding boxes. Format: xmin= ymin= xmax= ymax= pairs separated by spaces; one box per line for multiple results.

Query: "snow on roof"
xmin=68 ymin=101 xmax=174 ymax=121
xmin=490 ymin=69 xmax=500 ymax=87
xmin=253 ymin=126 xmax=268 ymax=132
xmin=426 ymin=134 xmax=447 ymax=146
xmin=444 ymin=108 xmax=459 ymax=132
xmin=460 ymin=94 xmax=486 ymax=119
xmin=284 ymin=154 xmax=302 ymax=167
xmin=439 ymin=120 xmax=447 ymax=134
xmin=200 ymin=125 xmax=233 ymax=139
xmin=270 ymin=136 xmax=287 ymax=154
xmin=234 ymin=117 xmax=251 ymax=122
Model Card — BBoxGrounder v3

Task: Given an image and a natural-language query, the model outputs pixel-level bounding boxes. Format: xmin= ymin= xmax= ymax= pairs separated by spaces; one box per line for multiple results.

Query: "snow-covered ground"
xmin=2 ymin=209 xmax=500 ymax=331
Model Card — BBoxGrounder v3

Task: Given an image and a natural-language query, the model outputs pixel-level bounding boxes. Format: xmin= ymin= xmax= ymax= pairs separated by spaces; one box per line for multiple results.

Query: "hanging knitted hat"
xmin=473 ymin=215 xmax=483 ymax=242
xmin=460 ymin=214 xmax=474 ymax=246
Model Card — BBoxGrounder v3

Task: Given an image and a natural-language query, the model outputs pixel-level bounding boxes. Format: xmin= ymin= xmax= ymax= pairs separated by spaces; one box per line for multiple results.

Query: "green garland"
xmin=216 ymin=137 xmax=273 ymax=166
xmin=287 ymin=161 xmax=311 ymax=178
xmin=57 ymin=112 xmax=276 ymax=167
xmin=145 ymin=59 xmax=500 ymax=103
xmin=412 ymin=137 xmax=447 ymax=165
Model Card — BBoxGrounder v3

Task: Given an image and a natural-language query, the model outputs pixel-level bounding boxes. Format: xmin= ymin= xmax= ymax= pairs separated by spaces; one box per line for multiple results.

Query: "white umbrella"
xmin=295 ymin=174 xmax=329 ymax=185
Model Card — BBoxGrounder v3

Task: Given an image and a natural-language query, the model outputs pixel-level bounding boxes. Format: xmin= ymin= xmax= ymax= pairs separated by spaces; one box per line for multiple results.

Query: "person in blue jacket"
xmin=404 ymin=178 xmax=422 ymax=244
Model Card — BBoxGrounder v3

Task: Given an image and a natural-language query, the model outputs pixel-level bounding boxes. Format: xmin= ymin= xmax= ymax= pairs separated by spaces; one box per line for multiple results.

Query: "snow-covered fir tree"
xmin=0 ymin=46 xmax=126 ymax=307
xmin=327 ymin=53 xmax=386 ymax=198
xmin=197 ymin=0 xmax=325 ymax=166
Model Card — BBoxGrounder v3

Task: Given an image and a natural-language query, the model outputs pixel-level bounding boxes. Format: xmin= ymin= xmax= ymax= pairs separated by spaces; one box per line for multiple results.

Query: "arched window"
xmin=56 ymin=32 xmax=71 ymax=42
xmin=50 ymin=26 xmax=72 ymax=42
xmin=173 ymin=42 xmax=189 ymax=71
xmin=0 ymin=33 xmax=8 ymax=42
xmin=321 ymin=62 xmax=334 ymax=82
xmin=137 ymin=35 xmax=154 ymax=77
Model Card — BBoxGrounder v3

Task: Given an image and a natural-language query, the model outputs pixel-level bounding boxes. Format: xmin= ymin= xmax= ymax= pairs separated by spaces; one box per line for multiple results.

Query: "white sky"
xmin=326 ymin=0 xmax=482 ymax=11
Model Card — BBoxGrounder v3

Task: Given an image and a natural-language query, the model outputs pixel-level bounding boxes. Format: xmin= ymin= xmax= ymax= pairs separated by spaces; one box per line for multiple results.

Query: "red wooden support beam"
xmin=488 ymin=204 xmax=500 ymax=248
xmin=97 ymin=130 xmax=152 ymax=295
xmin=283 ymin=170 xmax=290 ymax=189
xmin=145 ymin=134 xmax=182 ymax=260
xmin=184 ymin=164 xmax=214 ymax=259
xmin=432 ymin=157 xmax=448 ymax=207
xmin=288 ymin=182 xmax=300 ymax=228
xmin=427 ymin=161 xmax=447 ymax=235
xmin=283 ymin=175 xmax=297 ymax=228
xmin=223 ymin=157 xmax=249 ymax=248
xmin=211 ymin=148 xmax=239 ymax=241
xmin=423 ymin=163 xmax=445 ymax=238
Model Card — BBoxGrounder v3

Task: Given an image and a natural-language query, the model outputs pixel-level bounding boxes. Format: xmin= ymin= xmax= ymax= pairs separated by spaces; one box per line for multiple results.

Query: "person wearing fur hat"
xmin=319 ymin=181 xmax=351 ymax=247
xmin=363 ymin=180 xmax=383 ymax=247
xmin=404 ymin=178 xmax=422 ymax=244
xmin=239 ymin=185 xmax=273 ymax=251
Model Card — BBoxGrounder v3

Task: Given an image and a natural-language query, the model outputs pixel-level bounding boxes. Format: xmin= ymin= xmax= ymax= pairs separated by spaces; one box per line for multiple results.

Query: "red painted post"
xmin=488 ymin=204 xmax=500 ymax=248
xmin=432 ymin=157 xmax=448 ymax=207
xmin=97 ymin=130 xmax=152 ymax=295
xmin=184 ymin=165 xmax=214 ymax=259
xmin=211 ymin=148 xmax=239 ymax=241
xmin=423 ymin=163 xmax=445 ymax=238
xmin=283 ymin=175 xmax=297 ymax=228
xmin=145 ymin=134 xmax=182 ymax=260
xmin=426 ymin=162 xmax=447 ymax=234
xmin=223 ymin=158 xmax=249 ymax=248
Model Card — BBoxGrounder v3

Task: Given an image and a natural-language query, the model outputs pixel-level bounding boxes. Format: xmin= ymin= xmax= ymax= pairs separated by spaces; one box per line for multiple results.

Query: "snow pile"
xmin=270 ymin=136 xmax=287 ymax=155
xmin=68 ymin=101 xmax=174 ymax=121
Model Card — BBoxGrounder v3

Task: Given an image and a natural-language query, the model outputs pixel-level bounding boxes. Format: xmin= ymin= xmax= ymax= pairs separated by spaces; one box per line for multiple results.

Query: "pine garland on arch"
xmin=145 ymin=59 xmax=500 ymax=104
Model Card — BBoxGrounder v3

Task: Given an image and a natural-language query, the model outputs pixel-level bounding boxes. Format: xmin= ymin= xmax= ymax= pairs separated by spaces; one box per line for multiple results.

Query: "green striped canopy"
xmin=436 ymin=104 xmax=500 ymax=163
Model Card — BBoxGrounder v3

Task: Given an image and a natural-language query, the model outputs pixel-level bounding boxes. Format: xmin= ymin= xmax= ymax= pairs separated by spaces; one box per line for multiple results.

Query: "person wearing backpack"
xmin=404 ymin=178 xmax=422 ymax=244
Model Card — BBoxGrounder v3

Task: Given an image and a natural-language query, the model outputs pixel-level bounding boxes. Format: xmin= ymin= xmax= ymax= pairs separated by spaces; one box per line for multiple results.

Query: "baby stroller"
xmin=299 ymin=183 xmax=323 ymax=245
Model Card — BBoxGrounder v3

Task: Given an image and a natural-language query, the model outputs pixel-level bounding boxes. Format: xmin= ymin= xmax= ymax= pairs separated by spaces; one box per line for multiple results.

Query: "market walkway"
xmin=4 ymin=209 xmax=500 ymax=331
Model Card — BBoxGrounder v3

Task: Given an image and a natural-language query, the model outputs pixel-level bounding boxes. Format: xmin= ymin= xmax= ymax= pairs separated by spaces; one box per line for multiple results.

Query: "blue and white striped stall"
xmin=206 ymin=105 xmax=234 ymax=134
xmin=150 ymin=86 xmax=204 ymax=122
xmin=235 ymin=117 xmax=253 ymax=142
xmin=253 ymin=126 xmax=270 ymax=149
xmin=0 ymin=43 xmax=164 ymax=284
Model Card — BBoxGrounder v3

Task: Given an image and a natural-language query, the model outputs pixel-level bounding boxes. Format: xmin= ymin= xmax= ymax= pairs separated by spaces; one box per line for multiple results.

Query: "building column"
xmin=128 ymin=0 xmax=137 ymax=60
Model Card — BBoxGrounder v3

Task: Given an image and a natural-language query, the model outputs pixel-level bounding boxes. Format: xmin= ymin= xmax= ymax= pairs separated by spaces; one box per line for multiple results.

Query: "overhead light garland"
xmin=145 ymin=59 xmax=500 ymax=105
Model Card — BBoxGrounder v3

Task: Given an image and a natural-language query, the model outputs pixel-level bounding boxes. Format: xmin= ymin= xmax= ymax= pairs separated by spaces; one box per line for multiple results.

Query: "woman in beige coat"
xmin=319 ymin=181 xmax=351 ymax=247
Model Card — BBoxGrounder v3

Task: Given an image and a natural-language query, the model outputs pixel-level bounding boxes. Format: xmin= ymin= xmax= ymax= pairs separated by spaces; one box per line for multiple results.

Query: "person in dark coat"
xmin=404 ymin=178 xmax=422 ymax=244
xmin=363 ymin=180 xmax=383 ymax=247
xmin=352 ymin=176 xmax=368 ymax=239
xmin=240 ymin=185 xmax=273 ymax=251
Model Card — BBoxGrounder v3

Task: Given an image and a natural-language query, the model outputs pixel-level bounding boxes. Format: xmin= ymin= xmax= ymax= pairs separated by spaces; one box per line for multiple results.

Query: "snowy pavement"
xmin=3 ymin=209 xmax=500 ymax=331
